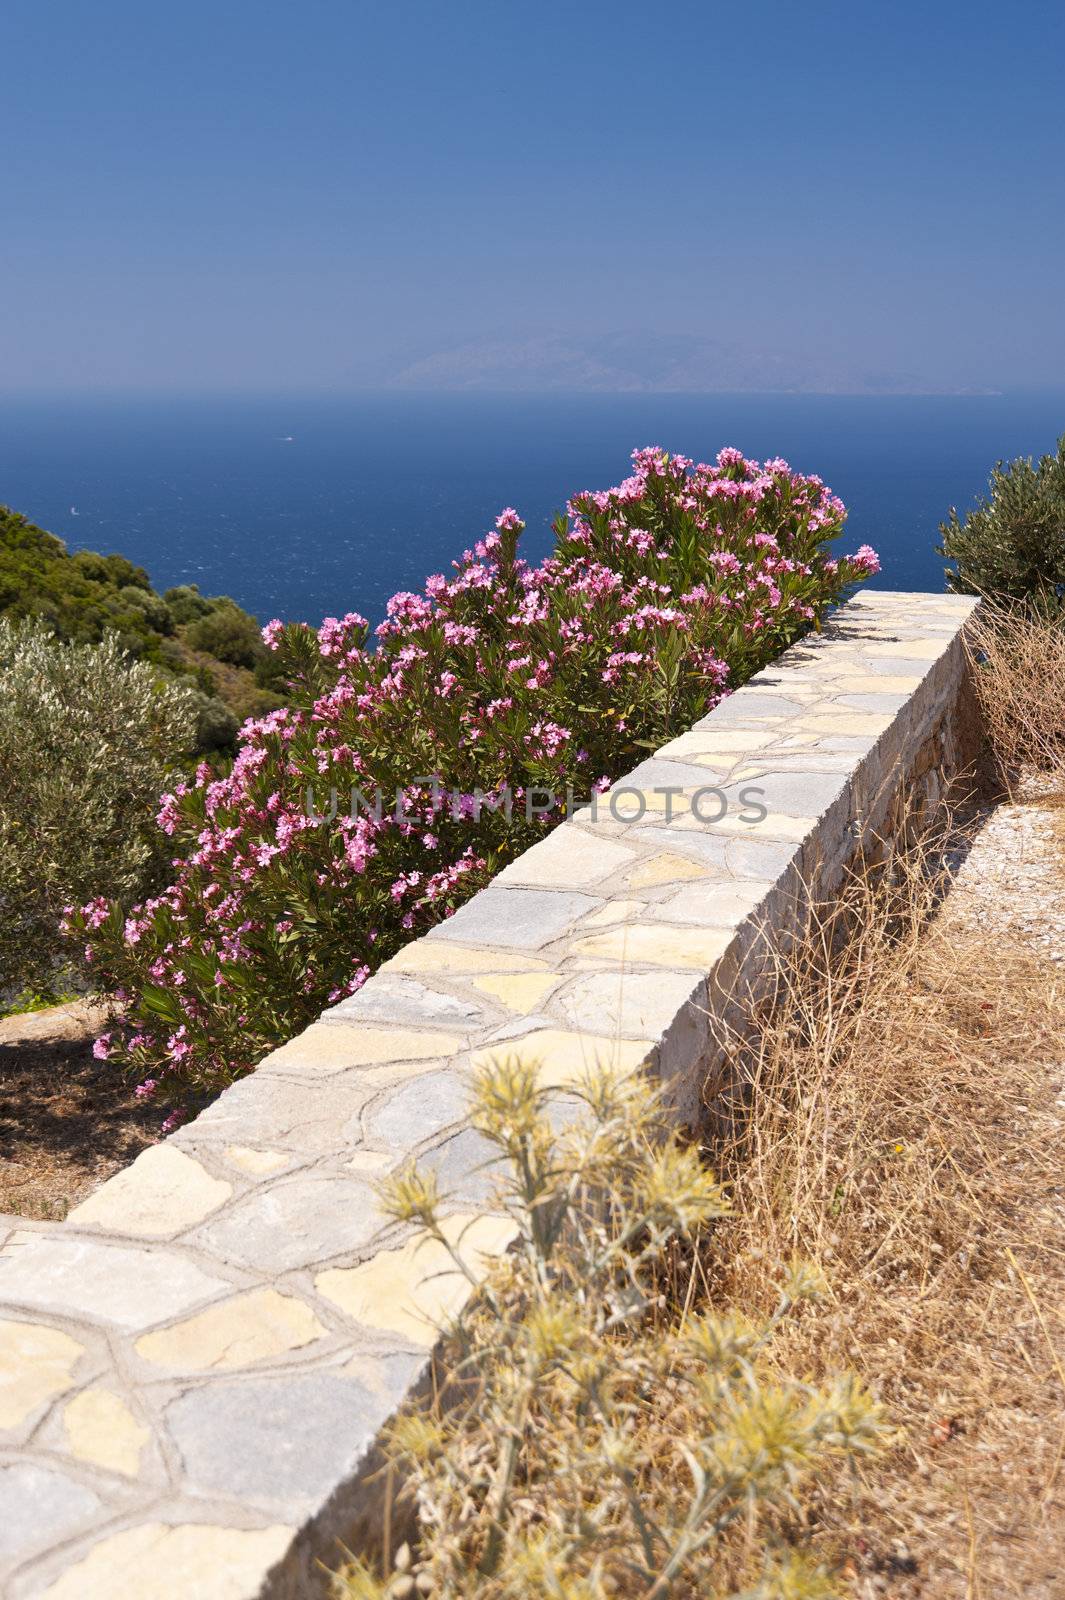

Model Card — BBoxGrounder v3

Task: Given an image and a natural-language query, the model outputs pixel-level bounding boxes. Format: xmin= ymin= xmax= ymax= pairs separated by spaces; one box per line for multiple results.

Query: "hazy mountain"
xmin=389 ymin=333 xmax=974 ymax=396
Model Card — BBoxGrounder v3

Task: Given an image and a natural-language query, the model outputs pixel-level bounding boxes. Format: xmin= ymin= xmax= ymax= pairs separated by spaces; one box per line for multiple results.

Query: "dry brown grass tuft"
xmin=703 ymin=823 xmax=1065 ymax=1597
xmin=965 ymin=600 xmax=1065 ymax=793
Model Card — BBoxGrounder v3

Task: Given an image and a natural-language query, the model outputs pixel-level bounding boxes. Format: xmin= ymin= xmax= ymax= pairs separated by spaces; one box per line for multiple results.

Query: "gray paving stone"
xmin=621 ymin=757 xmax=727 ymax=795
xmin=629 ymin=825 xmax=730 ymax=872
xmin=426 ymin=886 xmax=600 ymax=949
xmin=836 ymin=691 xmax=913 ymax=713
xmin=550 ymin=970 xmax=705 ymax=1039
xmin=724 ymin=836 xmax=801 ymax=882
xmin=708 ymin=692 xmax=805 ymax=723
xmin=363 ymin=1069 xmax=471 ymax=1149
xmin=853 ymin=655 xmax=943 ymax=676
xmin=165 ymin=1362 xmax=423 ymax=1509
xmin=325 ymin=975 xmax=483 ymax=1027
xmin=648 ymin=879 xmax=776 ymax=928
xmin=181 ymin=1069 xmax=372 ymax=1153
xmin=721 ymin=768 xmax=849 ymax=818
xmin=420 ymin=1127 xmax=503 ymax=1206
xmin=191 ymin=1174 xmax=383 ymax=1272
xmin=494 ymin=825 xmax=638 ymax=889
xmin=0 ymin=1463 xmax=100 ymax=1563
xmin=0 ymin=1235 xmax=230 ymax=1332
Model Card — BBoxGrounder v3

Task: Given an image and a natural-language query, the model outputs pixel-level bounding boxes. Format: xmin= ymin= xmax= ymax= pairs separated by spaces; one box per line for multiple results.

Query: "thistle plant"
xmin=334 ymin=1061 xmax=886 ymax=1600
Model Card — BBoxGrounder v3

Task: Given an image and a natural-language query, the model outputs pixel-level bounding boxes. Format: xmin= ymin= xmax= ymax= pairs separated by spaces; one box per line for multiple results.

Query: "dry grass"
xmin=698 ymin=826 xmax=1065 ymax=1594
xmin=335 ymin=606 xmax=1065 ymax=1598
xmin=965 ymin=600 xmax=1065 ymax=792
xmin=336 ymin=811 xmax=1065 ymax=1599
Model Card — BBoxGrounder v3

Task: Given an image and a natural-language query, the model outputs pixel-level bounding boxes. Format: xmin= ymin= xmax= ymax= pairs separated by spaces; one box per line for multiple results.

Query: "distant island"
xmin=389 ymin=331 xmax=997 ymax=396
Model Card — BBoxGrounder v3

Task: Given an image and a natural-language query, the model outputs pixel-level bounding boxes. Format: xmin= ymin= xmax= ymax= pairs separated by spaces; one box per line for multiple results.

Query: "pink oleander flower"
xmin=67 ymin=441 xmax=864 ymax=1100
xmin=92 ymin=1033 xmax=112 ymax=1061
xmin=853 ymin=544 xmax=882 ymax=575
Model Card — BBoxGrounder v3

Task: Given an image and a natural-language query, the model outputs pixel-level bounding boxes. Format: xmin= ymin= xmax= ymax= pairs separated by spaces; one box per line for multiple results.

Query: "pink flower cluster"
xmin=69 ymin=445 xmax=876 ymax=1110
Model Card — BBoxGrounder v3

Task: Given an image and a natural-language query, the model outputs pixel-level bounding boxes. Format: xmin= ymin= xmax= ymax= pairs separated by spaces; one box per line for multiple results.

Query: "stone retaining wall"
xmin=0 ymin=591 xmax=980 ymax=1599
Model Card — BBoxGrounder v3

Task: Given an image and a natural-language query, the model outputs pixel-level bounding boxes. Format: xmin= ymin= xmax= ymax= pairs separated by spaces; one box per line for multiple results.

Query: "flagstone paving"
xmin=0 ymin=591 xmax=980 ymax=1598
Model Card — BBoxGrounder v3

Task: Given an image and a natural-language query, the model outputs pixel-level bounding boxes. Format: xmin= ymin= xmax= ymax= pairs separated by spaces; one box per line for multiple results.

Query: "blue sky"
xmin=3 ymin=0 xmax=1063 ymax=394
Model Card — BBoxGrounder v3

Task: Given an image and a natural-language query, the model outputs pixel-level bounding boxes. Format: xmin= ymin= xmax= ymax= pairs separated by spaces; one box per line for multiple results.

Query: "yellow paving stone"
xmin=387 ymin=943 xmax=551 ymax=976
xmin=624 ymin=852 xmax=709 ymax=889
xmin=657 ymin=728 xmax=781 ymax=757
xmin=224 ymin=1145 xmax=289 ymax=1176
xmin=316 ymin=1213 xmax=518 ymax=1348
xmin=716 ymin=764 xmax=768 ymax=782
xmin=134 ymin=1288 xmax=326 ymax=1372
xmin=38 ymin=1522 xmax=295 ymax=1600
xmin=63 ymin=1387 xmax=149 ymax=1476
xmin=471 ymin=972 xmax=562 ymax=1012
xmin=668 ymin=809 xmax=813 ymax=842
xmin=360 ymin=1057 xmax=459 ymax=1088
xmin=835 ymin=674 xmax=923 ymax=694
xmin=0 ymin=1319 xmax=83 ymax=1429
xmin=346 ymin=1148 xmax=394 ymax=1174
xmin=793 ymin=712 xmax=894 ymax=736
xmin=67 ymin=1144 xmax=232 ymax=1238
xmin=863 ymin=637 xmax=945 ymax=659
xmin=750 ymin=671 xmax=831 ymax=694
xmin=606 ymin=787 xmax=731 ymax=817
xmin=570 ymin=924 xmax=733 ymax=971
xmin=580 ymin=899 xmax=645 ymax=928
xmin=268 ymin=1021 xmax=466 ymax=1070
xmin=469 ymin=1027 xmax=652 ymax=1089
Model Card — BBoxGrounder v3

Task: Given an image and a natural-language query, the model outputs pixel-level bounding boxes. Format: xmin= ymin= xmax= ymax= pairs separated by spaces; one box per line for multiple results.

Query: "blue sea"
xmin=1 ymin=392 xmax=1063 ymax=626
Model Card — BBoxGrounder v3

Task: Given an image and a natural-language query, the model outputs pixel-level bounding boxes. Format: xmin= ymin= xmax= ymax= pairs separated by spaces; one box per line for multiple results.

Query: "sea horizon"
xmin=2 ymin=389 xmax=1063 ymax=627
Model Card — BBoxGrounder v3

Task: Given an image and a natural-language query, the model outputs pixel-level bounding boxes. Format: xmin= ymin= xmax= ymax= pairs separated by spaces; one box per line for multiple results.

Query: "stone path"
xmin=0 ymin=592 xmax=978 ymax=1599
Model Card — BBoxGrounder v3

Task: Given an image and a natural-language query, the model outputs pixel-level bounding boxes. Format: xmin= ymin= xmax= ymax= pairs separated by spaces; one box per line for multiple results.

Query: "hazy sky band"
xmin=2 ymin=0 xmax=1063 ymax=396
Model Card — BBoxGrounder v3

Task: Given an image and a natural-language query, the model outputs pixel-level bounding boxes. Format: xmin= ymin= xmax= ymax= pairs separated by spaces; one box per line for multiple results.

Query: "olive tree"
xmin=0 ymin=619 xmax=196 ymax=1003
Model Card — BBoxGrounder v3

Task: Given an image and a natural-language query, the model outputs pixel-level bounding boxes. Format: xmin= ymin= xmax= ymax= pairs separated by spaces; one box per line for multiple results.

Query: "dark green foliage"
xmin=163 ymin=583 xmax=213 ymax=624
xmin=0 ymin=504 xmax=284 ymax=749
xmin=186 ymin=689 xmax=241 ymax=752
xmin=940 ymin=434 xmax=1065 ymax=606
xmin=185 ymin=600 xmax=263 ymax=668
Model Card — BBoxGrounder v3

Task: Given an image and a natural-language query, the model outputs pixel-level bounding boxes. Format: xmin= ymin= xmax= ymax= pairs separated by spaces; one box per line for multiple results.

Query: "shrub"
xmin=334 ymin=1060 xmax=886 ymax=1599
xmin=117 ymin=583 xmax=174 ymax=634
xmin=0 ymin=619 xmax=197 ymax=1001
xmin=940 ymin=433 xmax=1065 ymax=605
xmin=0 ymin=503 xmax=271 ymax=750
xmin=185 ymin=688 xmax=242 ymax=754
xmin=163 ymin=583 xmax=214 ymax=625
xmin=69 ymin=446 xmax=878 ymax=1106
xmin=185 ymin=600 xmax=265 ymax=667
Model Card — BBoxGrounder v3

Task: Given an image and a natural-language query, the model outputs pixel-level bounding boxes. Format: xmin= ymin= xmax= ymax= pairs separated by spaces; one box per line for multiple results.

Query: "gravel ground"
xmin=941 ymin=789 xmax=1065 ymax=957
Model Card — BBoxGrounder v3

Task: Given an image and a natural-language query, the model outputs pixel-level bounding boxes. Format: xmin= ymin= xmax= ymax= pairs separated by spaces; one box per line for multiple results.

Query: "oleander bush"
xmin=68 ymin=446 xmax=879 ymax=1113
xmin=940 ymin=432 xmax=1065 ymax=606
xmin=0 ymin=619 xmax=197 ymax=1003
xmin=333 ymin=1059 xmax=886 ymax=1600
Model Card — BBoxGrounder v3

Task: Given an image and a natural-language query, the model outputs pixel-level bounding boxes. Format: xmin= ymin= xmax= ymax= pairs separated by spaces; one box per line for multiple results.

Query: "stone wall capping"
xmin=0 ymin=591 xmax=982 ymax=1598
